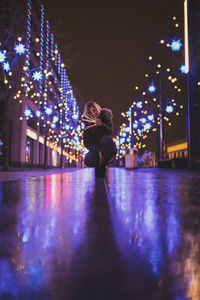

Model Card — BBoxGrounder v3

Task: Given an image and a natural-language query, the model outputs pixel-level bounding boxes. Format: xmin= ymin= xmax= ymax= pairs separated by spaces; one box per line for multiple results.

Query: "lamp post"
xmin=184 ymin=0 xmax=199 ymax=170
xmin=159 ymin=79 xmax=164 ymax=159
xmin=130 ymin=106 xmax=134 ymax=148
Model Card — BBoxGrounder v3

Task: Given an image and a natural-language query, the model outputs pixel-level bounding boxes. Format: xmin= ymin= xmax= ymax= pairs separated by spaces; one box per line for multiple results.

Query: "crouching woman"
xmin=82 ymin=101 xmax=117 ymax=178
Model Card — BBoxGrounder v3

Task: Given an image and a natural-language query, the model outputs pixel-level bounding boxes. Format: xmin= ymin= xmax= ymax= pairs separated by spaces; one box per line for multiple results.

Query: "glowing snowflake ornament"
xmin=180 ymin=64 xmax=187 ymax=74
xmin=144 ymin=123 xmax=151 ymax=130
xmin=65 ymin=125 xmax=70 ymax=130
xmin=0 ymin=51 xmax=6 ymax=62
xmin=166 ymin=105 xmax=174 ymax=113
xmin=24 ymin=107 xmax=32 ymax=117
xmin=53 ymin=116 xmax=59 ymax=123
xmin=148 ymin=115 xmax=154 ymax=121
xmin=33 ymin=71 xmax=43 ymax=81
xmin=136 ymin=101 xmax=142 ymax=108
xmin=133 ymin=123 xmax=138 ymax=129
xmin=45 ymin=107 xmax=53 ymax=115
xmin=3 ymin=62 xmax=10 ymax=72
xmin=170 ymin=39 xmax=182 ymax=52
xmin=15 ymin=43 xmax=26 ymax=55
xmin=35 ymin=110 xmax=41 ymax=117
xmin=141 ymin=118 xmax=147 ymax=123
xmin=148 ymin=84 xmax=156 ymax=93
xmin=72 ymin=114 xmax=79 ymax=120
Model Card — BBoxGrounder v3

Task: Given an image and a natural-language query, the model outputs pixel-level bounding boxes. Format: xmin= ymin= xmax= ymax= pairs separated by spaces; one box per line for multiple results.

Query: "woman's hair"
xmin=83 ymin=101 xmax=101 ymax=116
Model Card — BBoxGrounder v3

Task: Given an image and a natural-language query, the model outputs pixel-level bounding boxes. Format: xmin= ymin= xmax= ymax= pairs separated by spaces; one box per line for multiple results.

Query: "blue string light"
xmin=24 ymin=0 xmax=32 ymax=95
xmin=0 ymin=0 xmax=82 ymax=160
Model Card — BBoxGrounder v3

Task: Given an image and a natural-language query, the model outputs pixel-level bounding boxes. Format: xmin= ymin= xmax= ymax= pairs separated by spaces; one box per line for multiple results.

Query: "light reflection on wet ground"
xmin=106 ymin=168 xmax=200 ymax=299
xmin=0 ymin=168 xmax=200 ymax=299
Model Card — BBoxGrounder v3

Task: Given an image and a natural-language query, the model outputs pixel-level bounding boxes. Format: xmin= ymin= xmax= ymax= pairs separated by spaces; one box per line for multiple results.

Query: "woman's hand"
xmin=96 ymin=119 xmax=102 ymax=126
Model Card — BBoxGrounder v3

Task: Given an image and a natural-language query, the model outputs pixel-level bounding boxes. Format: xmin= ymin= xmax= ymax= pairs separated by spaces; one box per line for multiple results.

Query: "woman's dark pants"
xmin=84 ymin=136 xmax=117 ymax=167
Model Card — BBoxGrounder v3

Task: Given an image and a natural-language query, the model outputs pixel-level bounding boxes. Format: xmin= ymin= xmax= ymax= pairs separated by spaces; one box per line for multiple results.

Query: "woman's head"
xmin=83 ymin=101 xmax=101 ymax=118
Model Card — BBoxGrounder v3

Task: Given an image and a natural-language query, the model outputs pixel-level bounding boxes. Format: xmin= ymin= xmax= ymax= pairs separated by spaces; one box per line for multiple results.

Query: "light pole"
xmin=159 ymin=79 xmax=164 ymax=159
xmin=130 ymin=106 xmax=134 ymax=148
xmin=184 ymin=0 xmax=199 ymax=170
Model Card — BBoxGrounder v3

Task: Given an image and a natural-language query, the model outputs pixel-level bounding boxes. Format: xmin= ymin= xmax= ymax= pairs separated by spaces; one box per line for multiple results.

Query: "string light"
xmin=0 ymin=0 xmax=83 ymax=162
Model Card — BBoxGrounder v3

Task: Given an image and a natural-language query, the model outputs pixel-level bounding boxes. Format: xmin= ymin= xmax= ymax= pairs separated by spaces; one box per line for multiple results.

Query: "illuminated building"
xmin=0 ymin=0 xmax=84 ymax=167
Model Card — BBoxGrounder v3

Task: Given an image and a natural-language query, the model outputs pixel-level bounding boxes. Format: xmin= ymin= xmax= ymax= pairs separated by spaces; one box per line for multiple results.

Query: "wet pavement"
xmin=0 ymin=167 xmax=200 ymax=299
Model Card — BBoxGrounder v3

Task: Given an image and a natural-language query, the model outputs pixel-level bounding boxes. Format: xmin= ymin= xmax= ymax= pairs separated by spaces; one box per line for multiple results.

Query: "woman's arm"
xmin=100 ymin=109 xmax=113 ymax=135
xmin=102 ymin=119 xmax=113 ymax=134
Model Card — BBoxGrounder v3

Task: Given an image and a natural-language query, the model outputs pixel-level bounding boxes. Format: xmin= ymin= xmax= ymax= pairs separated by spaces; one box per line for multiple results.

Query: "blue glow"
xmin=65 ymin=125 xmax=70 ymax=130
xmin=122 ymin=132 xmax=126 ymax=137
xmin=0 ymin=51 xmax=6 ymax=63
xmin=72 ymin=114 xmax=79 ymax=120
xmin=15 ymin=43 xmax=26 ymax=55
xmin=35 ymin=110 xmax=41 ymax=117
xmin=33 ymin=71 xmax=43 ymax=81
xmin=170 ymin=39 xmax=182 ymax=52
xmin=144 ymin=123 xmax=151 ymax=130
xmin=166 ymin=105 xmax=174 ymax=113
xmin=45 ymin=107 xmax=53 ymax=115
xmin=51 ymin=123 xmax=56 ymax=128
xmin=148 ymin=84 xmax=156 ymax=93
xmin=126 ymin=110 xmax=131 ymax=116
xmin=148 ymin=115 xmax=154 ymax=121
xmin=137 ymin=129 xmax=142 ymax=135
xmin=3 ymin=62 xmax=10 ymax=72
xmin=180 ymin=64 xmax=187 ymax=74
xmin=133 ymin=123 xmax=138 ymax=129
xmin=76 ymin=126 xmax=81 ymax=132
xmin=24 ymin=107 xmax=32 ymax=117
xmin=141 ymin=118 xmax=147 ymax=123
xmin=53 ymin=116 xmax=59 ymax=123
xmin=136 ymin=101 xmax=142 ymax=108
xmin=22 ymin=232 xmax=29 ymax=243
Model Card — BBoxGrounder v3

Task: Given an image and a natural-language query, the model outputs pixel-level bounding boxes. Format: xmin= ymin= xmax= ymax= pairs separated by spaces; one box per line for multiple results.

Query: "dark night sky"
xmin=44 ymin=0 xmax=184 ymax=138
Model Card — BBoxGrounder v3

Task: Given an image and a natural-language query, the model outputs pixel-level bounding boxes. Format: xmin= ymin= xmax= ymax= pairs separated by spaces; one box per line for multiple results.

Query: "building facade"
xmin=0 ymin=0 xmax=84 ymax=168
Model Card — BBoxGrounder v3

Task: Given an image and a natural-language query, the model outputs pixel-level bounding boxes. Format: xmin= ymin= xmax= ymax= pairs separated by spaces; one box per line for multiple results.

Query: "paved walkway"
xmin=0 ymin=167 xmax=80 ymax=181
xmin=0 ymin=167 xmax=200 ymax=299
